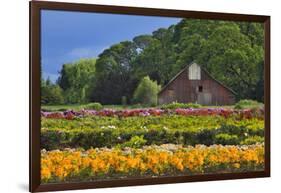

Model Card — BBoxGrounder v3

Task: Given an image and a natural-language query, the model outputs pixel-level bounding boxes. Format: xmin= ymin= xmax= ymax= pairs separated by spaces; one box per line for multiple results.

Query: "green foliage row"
xmin=41 ymin=103 xmax=151 ymax=112
xmin=41 ymin=102 xmax=103 ymax=112
xmin=83 ymin=102 xmax=103 ymax=110
xmin=160 ymin=102 xmax=202 ymax=110
xmin=234 ymin=99 xmax=263 ymax=109
xmin=118 ymin=135 xmax=147 ymax=148
xmin=41 ymin=115 xmax=263 ymax=132
xmin=41 ymin=126 xmax=264 ymax=150
xmin=41 ymin=115 xmax=264 ymax=150
xmin=42 ymin=115 xmax=263 ymax=133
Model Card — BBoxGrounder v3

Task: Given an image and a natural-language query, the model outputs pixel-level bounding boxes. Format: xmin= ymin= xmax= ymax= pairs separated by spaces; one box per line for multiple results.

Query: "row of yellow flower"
xmin=41 ymin=144 xmax=264 ymax=183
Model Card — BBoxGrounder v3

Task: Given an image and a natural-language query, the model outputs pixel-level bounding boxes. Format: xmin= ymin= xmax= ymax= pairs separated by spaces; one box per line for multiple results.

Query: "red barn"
xmin=158 ymin=63 xmax=236 ymax=106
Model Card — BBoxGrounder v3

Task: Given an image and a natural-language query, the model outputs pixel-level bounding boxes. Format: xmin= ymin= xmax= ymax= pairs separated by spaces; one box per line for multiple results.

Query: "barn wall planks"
xmin=158 ymin=63 xmax=235 ymax=105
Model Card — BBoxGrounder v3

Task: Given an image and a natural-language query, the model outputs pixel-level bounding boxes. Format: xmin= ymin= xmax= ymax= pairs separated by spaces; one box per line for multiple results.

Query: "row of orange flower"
xmin=41 ymin=144 xmax=264 ymax=182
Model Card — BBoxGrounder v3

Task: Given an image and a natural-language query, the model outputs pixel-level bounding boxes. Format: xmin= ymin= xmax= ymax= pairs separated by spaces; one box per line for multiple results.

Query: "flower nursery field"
xmin=40 ymin=107 xmax=265 ymax=183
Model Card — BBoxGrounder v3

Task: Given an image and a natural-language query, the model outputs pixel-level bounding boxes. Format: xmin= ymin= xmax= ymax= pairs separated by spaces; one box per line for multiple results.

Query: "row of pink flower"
xmin=41 ymin=107 xmax=264 ymax=120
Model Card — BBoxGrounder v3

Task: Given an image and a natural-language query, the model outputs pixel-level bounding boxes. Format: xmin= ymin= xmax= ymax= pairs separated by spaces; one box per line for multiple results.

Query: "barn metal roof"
xmin=157 ymin=62 xmax=237 ymax=96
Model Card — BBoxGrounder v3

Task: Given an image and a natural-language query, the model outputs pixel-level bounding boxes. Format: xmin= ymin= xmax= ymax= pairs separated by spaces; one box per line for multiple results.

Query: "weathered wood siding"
xmin=158 ymin=64 xmax=235 ymax=106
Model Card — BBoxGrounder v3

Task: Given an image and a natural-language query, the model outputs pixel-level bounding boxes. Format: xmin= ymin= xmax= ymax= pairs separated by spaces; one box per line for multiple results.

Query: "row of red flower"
xmin=41 ymin=107 xmax=264 ymax=120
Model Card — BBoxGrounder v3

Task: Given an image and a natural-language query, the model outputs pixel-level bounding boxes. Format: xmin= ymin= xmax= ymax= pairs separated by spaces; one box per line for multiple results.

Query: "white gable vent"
xmin=188 ymin=63 xmax=201 ymax=80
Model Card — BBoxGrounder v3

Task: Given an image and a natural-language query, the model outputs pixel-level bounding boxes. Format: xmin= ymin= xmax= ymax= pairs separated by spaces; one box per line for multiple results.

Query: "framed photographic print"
xmin=30 ymin=1 xmax=270 ymax=192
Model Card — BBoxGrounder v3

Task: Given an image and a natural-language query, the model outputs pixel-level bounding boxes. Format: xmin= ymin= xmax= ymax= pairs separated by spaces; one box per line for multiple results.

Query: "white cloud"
xmin=66 ymin=46 xmax=108 ymax=59
xmin=67 ymin=47 xmax=96 ymax=58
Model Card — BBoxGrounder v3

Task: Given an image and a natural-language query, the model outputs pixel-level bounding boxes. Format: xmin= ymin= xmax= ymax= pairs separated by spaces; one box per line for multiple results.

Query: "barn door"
xmin=198 ymin=93 xmax=212 ymax=105
xmin=168 ymin=89 xmax=176 ymax=103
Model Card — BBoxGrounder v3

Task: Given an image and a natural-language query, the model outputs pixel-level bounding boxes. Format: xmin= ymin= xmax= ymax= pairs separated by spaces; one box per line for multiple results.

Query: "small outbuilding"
xmin=158 ymin=63 xmax=236 ymax=106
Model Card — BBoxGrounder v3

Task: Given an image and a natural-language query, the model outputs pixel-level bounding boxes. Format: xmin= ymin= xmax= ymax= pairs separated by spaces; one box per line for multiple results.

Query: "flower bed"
xmin=41 ymin=115 xmax=264 ymax=150
xmin=41 ymin=107 xmax=264 ymax=120
xmin=41 ymin=144 xmax=264 ymax=183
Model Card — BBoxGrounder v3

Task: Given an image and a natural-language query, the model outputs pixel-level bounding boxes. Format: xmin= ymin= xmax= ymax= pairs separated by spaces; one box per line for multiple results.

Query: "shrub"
xmin=121 ymin=96 xmax=127 ymax=106
xmin=234 ymin=104 xmax=243 ymax=109
xmin=41 ymin=127 xmax=264 ymax=150
xmin=214 ymin=133 xmax=239 ymax=145
xmin=234 ymin=99 xmax=263 ymax=109
xmin=186 ymin=103 xmax=202 ymax=108
xmin=41 ymin=115 xmax=264 ymax=150
xmin=41 ymin=82 xmax=64 ymax=105
xmin=240 ymin=136 xmax=264 ymax=145
xmin=133 ymin=76 xmax=161 ymax=106
xmin=195 ymin=130 xmax=215 ymax=146
xmin=160 ymin=102 xmax=202 ymax=110
xmin=84 ymin=102 xmax=103 ymax=110
xmin=121 ymin=135 xmax=147 ymax=148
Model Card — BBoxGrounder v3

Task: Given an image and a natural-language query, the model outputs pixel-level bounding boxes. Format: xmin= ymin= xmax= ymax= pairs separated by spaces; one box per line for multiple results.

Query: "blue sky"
xmin=41 ymin=10 xmax=181 ymax=82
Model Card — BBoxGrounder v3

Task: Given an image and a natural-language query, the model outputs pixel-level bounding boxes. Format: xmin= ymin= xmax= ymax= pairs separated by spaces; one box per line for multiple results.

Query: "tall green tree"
xmin=196 ymin=24 xmax=263 ymax=100
xmin=91 ymin=41 xmax=138 ymax=104
xmin=53 ymin=18 xmax=264 ymax=104
xmin=133 ymin=26 xmax=177 ymax=85
xmin=57 ymin=58 xmax=96 ymax=103
xmin=133 ymin=76 xmax=161 ymax=106
xmin=41 ymin=78 xmax=64 ymax=105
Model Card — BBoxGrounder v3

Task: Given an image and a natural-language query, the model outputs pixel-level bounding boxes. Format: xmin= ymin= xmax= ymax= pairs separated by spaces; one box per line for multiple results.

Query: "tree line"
xmin=42 ymin=18 xmax=264 ymax=105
